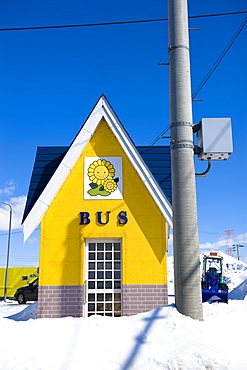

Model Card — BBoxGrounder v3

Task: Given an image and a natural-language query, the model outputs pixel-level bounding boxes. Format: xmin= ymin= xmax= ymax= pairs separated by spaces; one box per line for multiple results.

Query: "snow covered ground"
xmin=0 ymin=252 xmax=247 ymax=370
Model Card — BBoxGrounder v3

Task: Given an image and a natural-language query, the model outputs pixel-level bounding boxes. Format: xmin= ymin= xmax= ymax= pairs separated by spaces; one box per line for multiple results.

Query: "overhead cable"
xmin=150 ymin=15 xmax=247 ymax=145
xmin=192 ymin=16 xmax=247 ymax=99
xmin=150 ymin=124 xmax=170 ymax=146
xmin=0 ymin=10 xmax=247 ymax=32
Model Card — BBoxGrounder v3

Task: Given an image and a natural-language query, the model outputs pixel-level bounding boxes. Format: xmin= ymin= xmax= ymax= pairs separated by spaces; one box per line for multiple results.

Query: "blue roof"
xmin=22 ymin=145 xmax=171 ymax=223
xmin=136 ymin=146 xmax=171 ymax=202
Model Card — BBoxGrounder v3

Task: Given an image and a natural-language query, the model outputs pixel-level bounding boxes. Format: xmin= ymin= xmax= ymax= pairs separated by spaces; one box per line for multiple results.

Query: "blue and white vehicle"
xmin=201 ymin=252 xmax=228 ymax=303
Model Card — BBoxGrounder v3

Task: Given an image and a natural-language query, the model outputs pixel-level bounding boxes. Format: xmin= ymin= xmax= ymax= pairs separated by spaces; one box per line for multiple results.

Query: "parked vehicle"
xmin=14 ymin=278 xmax=38 ymax=304
xmin=201 ymin=252 xmax=228 ymax=303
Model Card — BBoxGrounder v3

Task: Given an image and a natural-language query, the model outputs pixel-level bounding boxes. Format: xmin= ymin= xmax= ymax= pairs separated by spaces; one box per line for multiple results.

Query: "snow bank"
xmin=219 ymin=252 xmax=247 ymax=291
xmin=5 ymin=302 xmax=37 ymax=321
xmin=229 ymin=279 xmax=247 ymax=300
xmin=0 ymin=253 xmax=246 ymax=369
xmin=0 ymin=301 xmax=247 ymax=370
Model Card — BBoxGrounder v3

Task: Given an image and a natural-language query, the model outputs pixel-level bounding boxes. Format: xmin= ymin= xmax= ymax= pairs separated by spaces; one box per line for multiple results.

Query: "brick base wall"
xmin=37 ymin=284 xmax=168 ymax=318
xmin=37 ymin=285 xmax=84 ymax=318
xmin=122 ymin=284 xmax=168 ymax=316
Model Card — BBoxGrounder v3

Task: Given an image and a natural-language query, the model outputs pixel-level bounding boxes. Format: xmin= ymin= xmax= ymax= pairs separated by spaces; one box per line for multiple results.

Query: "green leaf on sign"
xmin=99 ymin=190 xmax=110 ymax=196
xmin=88 ymin=188 xmax=99 ymax=196
xmin=89 ymin=182 xmax=98 ymax=189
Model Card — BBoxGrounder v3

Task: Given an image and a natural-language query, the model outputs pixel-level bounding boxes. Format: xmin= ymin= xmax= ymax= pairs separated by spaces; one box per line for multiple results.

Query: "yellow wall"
xmin=40 ymin=119 xmax=168 ymax=286
xmin=0 ymin=267 xmax=38 ymax=298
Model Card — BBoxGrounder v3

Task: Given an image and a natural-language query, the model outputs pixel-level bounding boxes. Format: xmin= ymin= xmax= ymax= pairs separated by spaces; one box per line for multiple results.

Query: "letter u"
xmin=97 ymin=211 xmax=110 ymax=225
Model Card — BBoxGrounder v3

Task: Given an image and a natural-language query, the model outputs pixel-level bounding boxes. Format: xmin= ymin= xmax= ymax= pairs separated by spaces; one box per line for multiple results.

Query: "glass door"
xmin=84 ymin=239 xmax=122 ymax=317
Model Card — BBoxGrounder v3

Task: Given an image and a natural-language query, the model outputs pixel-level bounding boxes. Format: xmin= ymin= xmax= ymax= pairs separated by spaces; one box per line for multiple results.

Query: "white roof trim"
xmin=23 ymin=95 xmax=173 ymax=242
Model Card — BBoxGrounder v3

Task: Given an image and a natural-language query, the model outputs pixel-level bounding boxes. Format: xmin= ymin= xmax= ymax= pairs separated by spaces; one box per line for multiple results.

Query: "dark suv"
xmin=14 ymin=278 xmax=38 ymax=304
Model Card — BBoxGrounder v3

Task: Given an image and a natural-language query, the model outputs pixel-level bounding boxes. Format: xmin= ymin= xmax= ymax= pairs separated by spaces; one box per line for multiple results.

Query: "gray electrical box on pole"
xmin=168 ymin=0 xmax=203 ymax=320
xmin=197 ymin=118 xmax=233 ymax=160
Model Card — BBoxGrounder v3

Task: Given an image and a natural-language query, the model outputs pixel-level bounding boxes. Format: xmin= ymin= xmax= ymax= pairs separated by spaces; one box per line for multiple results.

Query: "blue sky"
xmin=0 ymin=0 xmax=247 ymax=266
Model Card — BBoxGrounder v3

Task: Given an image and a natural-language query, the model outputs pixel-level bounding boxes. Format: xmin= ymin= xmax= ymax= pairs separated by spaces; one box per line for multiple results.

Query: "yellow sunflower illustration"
xmin=87 ymin=159 xmax=115 ymax=185
xmin=103 ymin=178 xmax=117 ymax=193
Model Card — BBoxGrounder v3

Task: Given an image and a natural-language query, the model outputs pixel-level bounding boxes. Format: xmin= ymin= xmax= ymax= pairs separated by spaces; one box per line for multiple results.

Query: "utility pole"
xmin=233 ymin=244 xmax=244 ymax=261
xmin=168 ymin=0 xmax=203 ymax=320
xmin=0 ymin=202 xmax=12 ymax=302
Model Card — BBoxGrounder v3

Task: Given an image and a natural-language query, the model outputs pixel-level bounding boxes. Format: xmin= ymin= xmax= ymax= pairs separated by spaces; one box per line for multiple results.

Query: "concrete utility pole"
xmin=168 ymin=0 xmax=203 ymax=320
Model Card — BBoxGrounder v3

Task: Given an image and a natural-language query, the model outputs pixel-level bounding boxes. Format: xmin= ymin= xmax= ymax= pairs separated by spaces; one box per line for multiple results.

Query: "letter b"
xmin=79 ymin=212 xmax=91 ymax=225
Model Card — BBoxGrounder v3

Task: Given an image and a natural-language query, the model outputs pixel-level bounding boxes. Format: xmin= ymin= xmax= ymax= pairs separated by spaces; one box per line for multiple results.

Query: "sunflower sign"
xmin=84 ymin=157 xmax=122 ymax=199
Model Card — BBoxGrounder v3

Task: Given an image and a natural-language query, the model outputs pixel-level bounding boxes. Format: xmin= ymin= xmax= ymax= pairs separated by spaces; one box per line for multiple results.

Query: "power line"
xmin=0 ymin=230 xmax=22 ymax=237
xmin=150 ymin=124 xmax=170 ymax=146
xmin=0 ymin=11 xmax=246 ymax=146
xmin=0 ymin=228 xmax=40 ymax=237
xmin=150 ymin=15 xmax=247 ymax=145
xmin=188 ymin=11 xmax=247 ymax=19
xmin=0 ymin=11 xmax=247 ymax=32
xmin=192 ymin=16 xmax=247 ymax=99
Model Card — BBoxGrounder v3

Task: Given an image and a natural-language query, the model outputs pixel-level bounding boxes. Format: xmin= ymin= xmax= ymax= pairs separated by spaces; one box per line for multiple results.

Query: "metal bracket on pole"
xmin=168 ymin=44 xmax=189 ymax=52
xmin=171 ymin=139 xmax=194 ymax=149
xmin=192 ymin=122 xmax=202 ymax=133
xmin=193 ymin=145 xmax=202 ymax=155
xmin=170 ymin=121 xmax=193 ymax=128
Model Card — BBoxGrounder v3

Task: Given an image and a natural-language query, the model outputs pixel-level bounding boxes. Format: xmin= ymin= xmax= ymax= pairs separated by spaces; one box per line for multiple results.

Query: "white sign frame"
xmin=84 ymin=157 xmax=123 ymax=200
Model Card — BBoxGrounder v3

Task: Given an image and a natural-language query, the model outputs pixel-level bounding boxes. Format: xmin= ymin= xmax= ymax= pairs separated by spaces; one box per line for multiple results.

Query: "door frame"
xmin=84 ymin=238 xmax=122 ymax=317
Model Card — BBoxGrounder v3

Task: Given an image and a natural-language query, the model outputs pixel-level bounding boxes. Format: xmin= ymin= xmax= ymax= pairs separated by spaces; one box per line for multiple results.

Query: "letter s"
xmin=118 ymin=211 xmax=128 ymax=225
